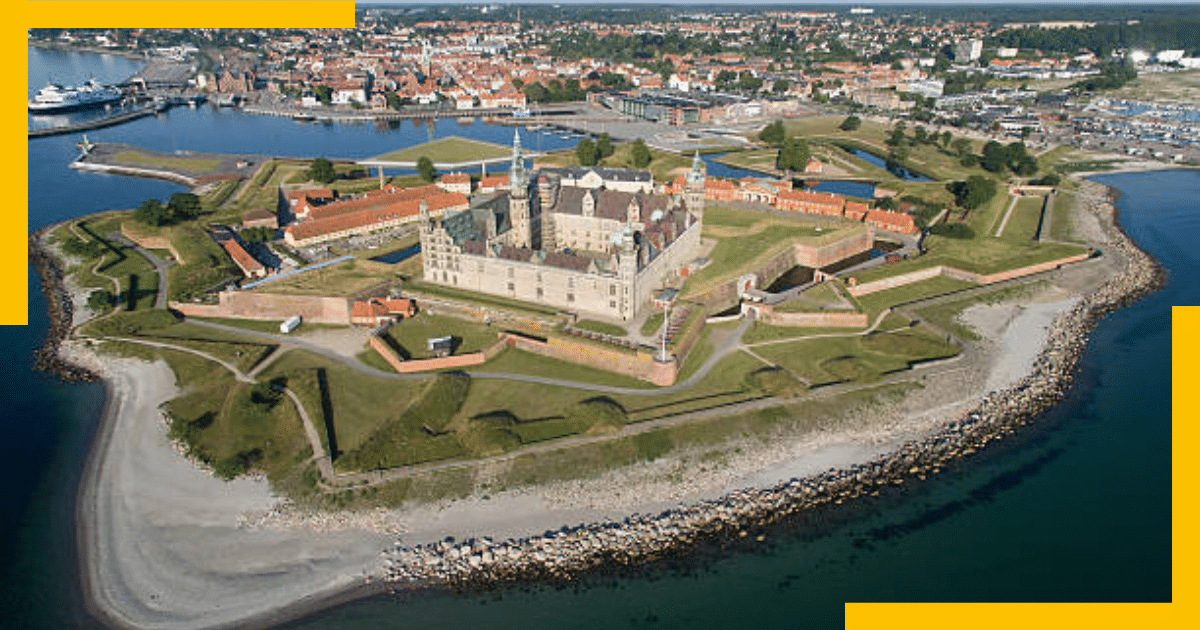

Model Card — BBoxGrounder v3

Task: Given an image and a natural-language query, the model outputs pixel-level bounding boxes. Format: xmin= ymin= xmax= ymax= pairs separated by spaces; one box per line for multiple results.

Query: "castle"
xmin=419 ymin=133 xmax=705 ymax=320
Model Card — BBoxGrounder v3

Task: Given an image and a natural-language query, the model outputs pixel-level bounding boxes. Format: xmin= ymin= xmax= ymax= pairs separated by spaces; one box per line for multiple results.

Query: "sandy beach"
xmin=73 ymin=344 xmax=391 ymax=630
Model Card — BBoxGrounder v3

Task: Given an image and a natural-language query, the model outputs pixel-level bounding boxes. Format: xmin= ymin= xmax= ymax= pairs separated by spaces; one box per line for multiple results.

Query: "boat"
xmin=28 ymin=78 xmax=123 ymax=113
xmin=291 ymin=112 xmax=316 ymax=122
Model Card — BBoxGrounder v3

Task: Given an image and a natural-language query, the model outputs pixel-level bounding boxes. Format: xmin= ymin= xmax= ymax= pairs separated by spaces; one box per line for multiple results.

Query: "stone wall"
xmin=757 ymin=308 xmax=869 ymax=328
xmin=502 ymin=333 xmax=677 ymax=386
xmin=794 ymin=228 xmax=874 ymax=269
xmin=169 ymin=290 xmax=351 ymax=324
xmin=848 ymin=253 xmax=1092 ymax=297
xmin=368 ymin=336 xmax=501 ymax=373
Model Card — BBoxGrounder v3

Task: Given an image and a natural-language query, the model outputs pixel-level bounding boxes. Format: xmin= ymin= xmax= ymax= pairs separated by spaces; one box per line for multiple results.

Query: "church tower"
xmin=508 ymin=130 xmax=532 ymax=248
xmin=685 ymin=150 xmax=706 ymax=224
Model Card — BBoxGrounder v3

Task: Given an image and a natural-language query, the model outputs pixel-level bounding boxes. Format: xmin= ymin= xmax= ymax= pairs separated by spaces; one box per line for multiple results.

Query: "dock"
xmin=29 ymin=106 xmax=156 ymax=139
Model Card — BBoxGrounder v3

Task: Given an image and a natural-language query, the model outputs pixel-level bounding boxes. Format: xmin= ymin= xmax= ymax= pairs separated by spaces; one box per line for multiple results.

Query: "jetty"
xmin=29 ymin=106 xmax=156 ymax=139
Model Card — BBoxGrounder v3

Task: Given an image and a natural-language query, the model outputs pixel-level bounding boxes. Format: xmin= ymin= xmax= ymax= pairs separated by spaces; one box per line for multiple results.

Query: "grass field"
xmin=755 ymin=327 xmax=958 ymax=386
xmin=370 ymin=136 xmax=512 ymax=164
xmin=109 ymin=149 xmax=223 ymax=174
xmin=573 ymin=319 xmax=628 ymax=336
xmin=685 ymin=221 xmax=860 ymax=298
xmin=853 ymin=275 xmax=978 ymax=320
xmin=384 ymin=312 xmax=498 ymax=359
xmin=999 ymin=196 xmax=1047 ymax=244
xmin=774 ymin=282 xmax=846 ymax=313
xmin=251 ymin=258 xmax=397 ymax=297
xmin=535 ymin=144 xmax=692 ymax=183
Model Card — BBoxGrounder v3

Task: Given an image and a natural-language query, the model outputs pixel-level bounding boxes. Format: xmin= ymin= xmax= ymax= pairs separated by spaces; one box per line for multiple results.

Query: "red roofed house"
xmin=438 ymin=172 xmax=472 ymax=196
xmin=864 ymin=209 xmax=918 ymax=234
xmin=844 ymin=201 xmax=870 ymax=221
xmin=350 ymin=297 xmax=418 ymax=326
xmin=284 ymin=188 xmax=469 ymax=247
xmin=776 ymin=189 xmax=845 ymax=216
xmin=477 ymin=175 xmax=510 ymax=194
xmin=221 ymin=239 xmax=267 ymax=279
xmin=242 ymin=209 xmax=278 ymax=229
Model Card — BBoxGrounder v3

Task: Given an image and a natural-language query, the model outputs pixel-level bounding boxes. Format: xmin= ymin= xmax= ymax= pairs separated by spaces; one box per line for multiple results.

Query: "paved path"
xmin=994 ymin=194 xmax=1020 ymax=238
xmin=110 ymin=232 xmax=170 ymax=310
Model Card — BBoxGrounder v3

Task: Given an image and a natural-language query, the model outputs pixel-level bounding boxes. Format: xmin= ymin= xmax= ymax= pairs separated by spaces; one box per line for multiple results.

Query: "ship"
xmin=28 ymin=78 xmax=123 ymax=113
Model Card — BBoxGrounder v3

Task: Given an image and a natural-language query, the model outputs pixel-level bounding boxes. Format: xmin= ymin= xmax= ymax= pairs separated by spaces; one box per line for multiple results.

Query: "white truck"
xmin=280 ymin=315 xmax=302 ymax=334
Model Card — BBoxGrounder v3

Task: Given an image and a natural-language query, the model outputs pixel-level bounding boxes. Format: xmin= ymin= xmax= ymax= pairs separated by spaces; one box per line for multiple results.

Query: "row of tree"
xmin=134 ymin=193 xmax=204 ymax=227
xmin=575 ymin=135 xmax=652 ymax=168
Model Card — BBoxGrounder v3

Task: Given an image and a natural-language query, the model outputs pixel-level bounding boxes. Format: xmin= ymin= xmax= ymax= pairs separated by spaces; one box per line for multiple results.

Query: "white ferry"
xmin=29 ymin=79 xmax=123 ymax=113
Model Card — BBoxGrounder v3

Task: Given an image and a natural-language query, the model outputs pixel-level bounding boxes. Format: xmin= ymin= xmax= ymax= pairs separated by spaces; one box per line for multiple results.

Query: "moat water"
xmin=3 ymin=46 xmax=1176 ymax=629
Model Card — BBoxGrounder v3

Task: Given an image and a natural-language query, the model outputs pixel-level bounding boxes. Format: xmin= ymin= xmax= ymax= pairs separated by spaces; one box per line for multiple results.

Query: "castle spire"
xmin=687 ymin=150 xmax=704 ymax=184
xmin=510 ymin=130 xmax=528 ymax=193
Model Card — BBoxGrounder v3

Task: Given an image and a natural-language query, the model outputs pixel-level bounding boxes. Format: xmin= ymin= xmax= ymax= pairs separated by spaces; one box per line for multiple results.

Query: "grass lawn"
xmin=573 ymin=319 xmax=627 ymax=336
xmin=854 ymin=275 xmax=979 ymax=320
xmin=256 ymin=350 xmax=432 ymax=460
xmin=774 ymin=282 xmax=845 ymax=312
xmin=641 ymin=311 xmax=665 ymax=336
xmin=189 ymin=316 xmax=348 ymax=335
xmin=755 ymin=327 xmax=958 ymax=386
xmin=685 ymin=223 xmax=856 ymax=297
xmin=251 ymin=257 xmax=398 ymax=297
xmin=999 ymin=196 xmax=1046 ymax=244
xmin=741 ymin=322 xmax=866 ymax=345
xmin=370 ymin=136 xmax=512 ymax=164
xmin=534 ymin=144 xmax=691 ymax=183
xmin=1049 ymin=192 xmax=1078 ymax=242
xmin=384 ymin=312 xmax=498 ymax=359
xmin=109 ymin=149 xmax=223 ymax=174
xmin=135 ymin=322 xmax=277 ymax=373
xmin=473 ymin=347 xmax=654 ymax=389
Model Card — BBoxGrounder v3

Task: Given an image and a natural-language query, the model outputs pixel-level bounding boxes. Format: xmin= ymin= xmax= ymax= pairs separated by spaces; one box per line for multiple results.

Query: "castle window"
xmin=507 ymin=267 xmax=514 ymax=278
xmin=567 ymin=276 xmax=575 ymax=288
xmin=536 ymin=272 xmax=542 ymax=283
xmin=567 ymin=293 xmax=575 ymax=302
xmin=477 ymin=261 xmax=484 ymax=272
xmin=507 ymin=282 xmax=515 ymax=292
xmin=609 ymin=300 xmax=616 ymax=308
xmin=536 ymin=287 xmax=543 ymax=298
xmin=609 ymin=284 xmax=616 ymax=296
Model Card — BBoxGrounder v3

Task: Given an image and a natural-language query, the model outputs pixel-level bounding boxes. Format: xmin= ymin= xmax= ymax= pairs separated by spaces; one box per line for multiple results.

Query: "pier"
xmin=28 ymin=106 xmax=156 ymax=139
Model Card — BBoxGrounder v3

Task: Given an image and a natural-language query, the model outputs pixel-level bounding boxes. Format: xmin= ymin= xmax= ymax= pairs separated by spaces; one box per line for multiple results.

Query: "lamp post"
xmin=658 ymin=302 xmax=670 ymax=362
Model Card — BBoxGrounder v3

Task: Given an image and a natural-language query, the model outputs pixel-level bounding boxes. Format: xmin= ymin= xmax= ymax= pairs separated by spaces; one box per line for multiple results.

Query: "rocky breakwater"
xmin=379 ymin=180 xmax=1164 ymax=591
xmin=29 ymin=226 xmax=98 ymax=383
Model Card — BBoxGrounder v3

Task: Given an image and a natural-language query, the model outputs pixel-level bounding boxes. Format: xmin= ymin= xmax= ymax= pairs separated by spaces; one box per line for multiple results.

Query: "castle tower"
xmin=617 ymin=226 xmax=638 ymax=320
xmin=508 ymin=130 xmax=532 ymax=248
xmin=685 ymin=150 xmax=706 ymax=224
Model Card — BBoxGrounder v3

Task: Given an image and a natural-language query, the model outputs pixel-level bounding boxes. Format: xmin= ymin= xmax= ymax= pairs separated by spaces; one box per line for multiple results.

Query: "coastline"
xmin=42 ymin=171 xmax=1164 ymax=628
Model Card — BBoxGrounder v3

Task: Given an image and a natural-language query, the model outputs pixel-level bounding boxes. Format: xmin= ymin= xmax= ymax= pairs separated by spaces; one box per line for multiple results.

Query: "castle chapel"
xmin=419 ymin=133 xmax=705 ymax=320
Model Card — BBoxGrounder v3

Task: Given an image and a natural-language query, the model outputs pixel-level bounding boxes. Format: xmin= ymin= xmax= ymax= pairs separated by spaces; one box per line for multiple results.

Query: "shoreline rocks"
xmin=29 ymin=226 xmax=98 ymax=383
xmin=378 ymin=181 xmax=1165 ymax=592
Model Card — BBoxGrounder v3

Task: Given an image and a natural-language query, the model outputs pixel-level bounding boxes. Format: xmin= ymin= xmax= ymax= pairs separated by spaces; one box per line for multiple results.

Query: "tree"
xmin=951 ymin=137 xmax=973 ymax=159
xmin=167 ymin=193 xmax=202 ymax=221
xmin=87 ymin=289 xmax=115 ymax=313
xmin=940 ymin=130 xmax=953 ymax=148
xmin=312 ymin=84 xmax=332 ymax=106
xmin=839 ymin=115 xmax=862 ymax=132
xmin=307 ymin=157 xmax=336 ymax=184
xmin=630 ymin=138 xmax=652 ymax=168
xmin=575 ymin=139 xmax=598 ymax=166
xmin=134 ymin=199 xmax=170 ymax=226
xmin=758 ymin=120 xmax=785 ymax=147
xmin=596 ymin=132 xmax=615 ymax=159
xmin=981 ymin=141 xmax=1008 ymax=173
xmin=771 ymin=79 xmax=789 ymax=93
xmin=776 ymin=136 xmax=811 ymax=174
xmin=416 ymin=156 xmax=436 ymax=182
xmin=947 ymin=175 xmax=998 ymax=210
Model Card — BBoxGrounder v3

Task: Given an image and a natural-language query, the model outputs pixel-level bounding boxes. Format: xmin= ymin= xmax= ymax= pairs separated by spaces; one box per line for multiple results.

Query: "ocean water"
xmin=5 ymin=47 xmax=1176 ymax=630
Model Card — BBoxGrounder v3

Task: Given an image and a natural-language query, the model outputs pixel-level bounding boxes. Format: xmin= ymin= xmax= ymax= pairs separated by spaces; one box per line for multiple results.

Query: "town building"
xmin=418 ymin=134 xmax=705 ymax=320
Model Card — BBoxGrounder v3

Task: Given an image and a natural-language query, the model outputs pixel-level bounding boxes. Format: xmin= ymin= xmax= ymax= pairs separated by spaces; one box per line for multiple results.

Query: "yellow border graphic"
xmin=13 ymin=4 xmax=1180 ymax=629
xmin=11 ymin=1 xmax=353 ymax=325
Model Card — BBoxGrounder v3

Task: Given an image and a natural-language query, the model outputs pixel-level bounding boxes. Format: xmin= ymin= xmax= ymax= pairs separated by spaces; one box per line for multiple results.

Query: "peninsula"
xmin=26 ymin=12 xmax=1189 ymax=629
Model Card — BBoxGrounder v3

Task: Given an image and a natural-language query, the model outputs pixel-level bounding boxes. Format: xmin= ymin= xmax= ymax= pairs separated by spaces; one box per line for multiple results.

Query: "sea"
xmin=3 ymin=46 xmax=1174 ymax=630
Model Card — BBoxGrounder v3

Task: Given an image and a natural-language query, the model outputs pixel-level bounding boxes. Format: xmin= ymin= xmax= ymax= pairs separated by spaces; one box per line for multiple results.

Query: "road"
xmin=110 ymin=232 xmax=170 ymax=309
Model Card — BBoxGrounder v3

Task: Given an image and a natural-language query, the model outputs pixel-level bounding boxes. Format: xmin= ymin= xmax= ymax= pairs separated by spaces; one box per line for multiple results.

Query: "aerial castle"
xmin=419 ymin=133 xmax=704 ymax=320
